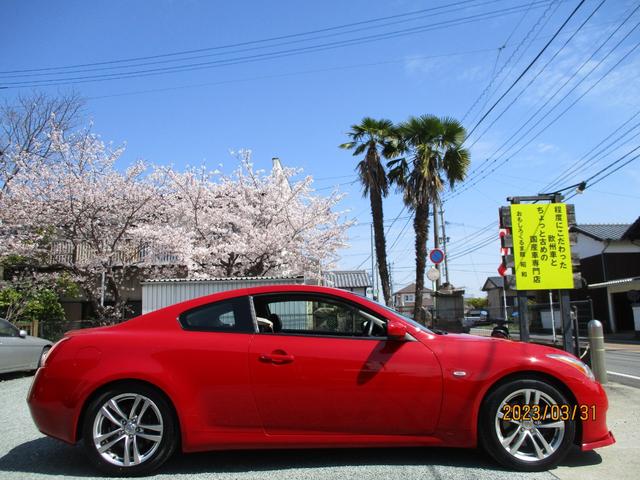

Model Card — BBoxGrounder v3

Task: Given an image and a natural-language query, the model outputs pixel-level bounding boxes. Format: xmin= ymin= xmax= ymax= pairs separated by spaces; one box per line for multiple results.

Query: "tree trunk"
xmin=369 ymin=187 xmax=392 ymax=305
xmin=413 ymin=199 xmax=430 ymax=322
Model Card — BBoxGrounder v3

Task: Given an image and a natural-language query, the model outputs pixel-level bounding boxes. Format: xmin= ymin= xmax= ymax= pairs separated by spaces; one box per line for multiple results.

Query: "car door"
xmin=248 ymin=293 xmax=443 ymax=436
xmin=175 ymin=296 xmax=262 ymax=431
xmin=0 ymin=319 xmax=34 ymax=372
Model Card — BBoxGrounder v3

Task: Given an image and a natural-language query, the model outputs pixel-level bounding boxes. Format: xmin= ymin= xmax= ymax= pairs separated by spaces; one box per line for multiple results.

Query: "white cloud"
xmin=536 ymin=142 xmax=557 ymax=153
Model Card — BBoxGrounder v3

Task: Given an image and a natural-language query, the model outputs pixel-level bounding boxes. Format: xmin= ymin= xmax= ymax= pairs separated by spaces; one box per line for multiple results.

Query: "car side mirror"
xmin=18 ymin=330 xmax=27 ymax=338
xmin=387 ymin=320 xmax=407 ymax=341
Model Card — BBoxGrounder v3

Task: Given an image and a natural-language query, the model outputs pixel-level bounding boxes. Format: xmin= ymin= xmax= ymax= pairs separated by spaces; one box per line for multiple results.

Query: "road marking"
xmin=607 ymin=371 xmax=640 ymax=380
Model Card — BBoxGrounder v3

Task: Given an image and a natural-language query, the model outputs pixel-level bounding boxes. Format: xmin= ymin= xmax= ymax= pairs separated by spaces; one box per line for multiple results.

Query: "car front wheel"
xmin=479 ymin=378 xmax=576 ymax=471
xmin=82 ymin=384 xmax=178 ymax=476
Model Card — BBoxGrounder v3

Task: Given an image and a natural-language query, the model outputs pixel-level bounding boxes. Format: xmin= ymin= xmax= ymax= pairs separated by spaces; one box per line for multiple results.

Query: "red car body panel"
xmin=27 ymin=284 xmax=614 ymax=454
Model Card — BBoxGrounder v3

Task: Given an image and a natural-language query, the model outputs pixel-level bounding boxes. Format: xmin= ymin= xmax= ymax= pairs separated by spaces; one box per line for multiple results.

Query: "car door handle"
xmin=259 ymin=352 xmax=295 ymax=365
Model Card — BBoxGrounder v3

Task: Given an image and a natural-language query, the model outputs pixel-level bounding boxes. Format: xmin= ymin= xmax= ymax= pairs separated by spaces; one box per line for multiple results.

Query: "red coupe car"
xmin=28 ymin=285 xmax=614 ymax=476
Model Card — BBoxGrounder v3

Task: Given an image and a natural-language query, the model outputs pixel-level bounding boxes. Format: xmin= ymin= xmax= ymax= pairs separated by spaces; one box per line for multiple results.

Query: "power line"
xmin=465 ymin=0 xmax=587 ymax=140
xmin=541 ymin=108 xmax=640 ymax=191
xmin=2 ymin=1 xmax=508 ymax=81
xmin=461 ymin=0 xmax=554 ymax=124
xmin=0 ymin=0 xmax=489 ymax=75
xmin=85 ymin=46 xmax=498 ymax=100
xmin=464 ymin=0 xmax=607 ymax=155
xmin=461 ymin=2 xmax=637 ymax=182
xmin=447 ymin=13 xmax=640 ymax=202
xmin=354 ymin=206 xmax=408 ymax=269
xmin=566 ymin=146 xmax=640 ymax=200
xmin=1 ymin=2 xmax=552 ymax=89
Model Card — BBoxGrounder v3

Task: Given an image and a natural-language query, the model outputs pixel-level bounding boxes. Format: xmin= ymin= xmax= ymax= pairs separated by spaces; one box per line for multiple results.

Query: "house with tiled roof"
xmin=322 ymin=270 xmax=371 ymax=297
xmin=570 ymin=217 xmax=640 ymax=334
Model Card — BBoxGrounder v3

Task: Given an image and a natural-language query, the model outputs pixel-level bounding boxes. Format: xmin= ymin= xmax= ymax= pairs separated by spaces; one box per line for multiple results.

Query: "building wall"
xmin=141 ymin=277 xmax=305 ymax=314
xmin=574 ymin=233 xmax=640 ymax=258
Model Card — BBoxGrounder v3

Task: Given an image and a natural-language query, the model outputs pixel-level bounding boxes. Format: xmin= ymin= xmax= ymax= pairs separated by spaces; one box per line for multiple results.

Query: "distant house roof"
xmin=323 ymin=270 xmax=371 ymax=288
xmin=393 ymin=283 xmax=433 ymax=296
xmin=571 ymin=218 xmax=640 ymax=241
xmin=482 ymin=276 xmax=504 ymax=291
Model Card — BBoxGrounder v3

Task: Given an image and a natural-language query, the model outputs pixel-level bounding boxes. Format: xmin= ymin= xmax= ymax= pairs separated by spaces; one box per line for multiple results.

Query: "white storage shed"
xmin=141 ymin=276 xmax=305 ymax=314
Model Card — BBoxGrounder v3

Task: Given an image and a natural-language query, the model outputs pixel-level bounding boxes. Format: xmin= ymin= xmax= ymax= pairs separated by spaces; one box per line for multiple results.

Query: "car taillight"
xmin=41 ymin=337 xmax=72 ymax=368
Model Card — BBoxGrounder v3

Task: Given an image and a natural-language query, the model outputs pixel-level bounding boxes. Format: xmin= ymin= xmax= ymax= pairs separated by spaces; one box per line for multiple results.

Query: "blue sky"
xmin=3 ymin=0 xmax=639 ymax=297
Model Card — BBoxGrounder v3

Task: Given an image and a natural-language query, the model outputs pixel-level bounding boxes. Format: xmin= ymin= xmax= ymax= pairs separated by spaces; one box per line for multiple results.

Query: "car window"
xmin=0 ymin=319 xmax=18 ymax=337
xmin=252 ymin=294 xmax=387 ymax=337
xmin=179 ymin=297 xmax=254 ymax=333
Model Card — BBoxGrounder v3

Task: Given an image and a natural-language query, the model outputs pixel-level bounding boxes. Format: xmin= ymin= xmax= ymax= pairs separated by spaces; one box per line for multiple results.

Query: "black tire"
xmin=479 ymin=378 xmax=576 ymax=472
xmin=37 ymin=346 xmax=51 ymax=369
xmin=82 ymin=383 xmax=178 ymax=476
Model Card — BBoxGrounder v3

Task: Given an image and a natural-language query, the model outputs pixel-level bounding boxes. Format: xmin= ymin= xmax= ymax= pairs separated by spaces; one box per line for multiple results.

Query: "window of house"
xmin=403 ymin=294 xmax=415 ymax=302
xmin=252 ymin=294 xmax=387 ymax=337
xmin=179 ymin=297 xmax=253 ymax=333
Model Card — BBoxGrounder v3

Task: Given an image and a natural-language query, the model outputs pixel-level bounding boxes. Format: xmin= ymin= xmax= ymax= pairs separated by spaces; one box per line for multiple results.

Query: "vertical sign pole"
xmin=559 ymin=289 xmax=575 ymax=355
xmin=510 ymin=198 xmax=530 ymax=342
xmin=440 ymin=206 xmax=450 ymax=285
xmin=549 ymin=290 xmax=557 ymax=344
xmin=502 ymin=284 xmax=508 ymax=322
xmin=517 ymin=292 xmax=530 ymax=342
xmin=433 ymin=201 xmax=441 ymax=291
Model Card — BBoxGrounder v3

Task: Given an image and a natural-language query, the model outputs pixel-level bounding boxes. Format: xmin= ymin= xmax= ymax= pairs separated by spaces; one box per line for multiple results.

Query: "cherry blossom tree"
xmin=162 ymin=150 xmax=349 ymax=279
xmin=1 ymin=130 xmax=350 ymax=322
xmin=0 ymin=127 xmax=183 ymax=320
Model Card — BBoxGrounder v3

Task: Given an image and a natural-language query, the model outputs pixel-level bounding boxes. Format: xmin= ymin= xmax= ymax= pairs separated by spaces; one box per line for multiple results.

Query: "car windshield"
xmin=375 ymin=304 xmax=433 ymax=334
xmin=0 ymin=318 xmax=18 ymax=336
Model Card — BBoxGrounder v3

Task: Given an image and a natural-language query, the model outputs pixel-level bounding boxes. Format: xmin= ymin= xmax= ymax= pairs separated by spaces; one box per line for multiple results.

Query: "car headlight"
xmin=546 ymin=353 xmax=595 ymax=380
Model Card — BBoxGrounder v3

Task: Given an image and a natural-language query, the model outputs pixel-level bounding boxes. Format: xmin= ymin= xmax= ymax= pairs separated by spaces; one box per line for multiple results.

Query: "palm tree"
xmin=387 ymin=115 xmax=470 ymax=321
xmin=340 ymin=117 xmax=397 ymax=305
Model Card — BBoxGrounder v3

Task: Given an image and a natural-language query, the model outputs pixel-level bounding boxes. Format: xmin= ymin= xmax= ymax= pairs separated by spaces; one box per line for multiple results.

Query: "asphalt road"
xmin=605 ymin=349 xmax=640 ymax=388
xmin=0 ymin=375 xmax=568 ymax=480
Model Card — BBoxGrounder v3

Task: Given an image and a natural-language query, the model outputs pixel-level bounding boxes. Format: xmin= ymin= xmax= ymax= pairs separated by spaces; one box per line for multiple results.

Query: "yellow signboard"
xmin=511 ymin=203 xmax=573 ymax=290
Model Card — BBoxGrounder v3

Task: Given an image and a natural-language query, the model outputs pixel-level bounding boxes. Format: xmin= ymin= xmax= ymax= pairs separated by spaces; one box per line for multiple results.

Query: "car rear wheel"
xmin=82 ymin=384 xmax=178 ymax=476
xmin=479 ymin=378 xmax=576 ymax=471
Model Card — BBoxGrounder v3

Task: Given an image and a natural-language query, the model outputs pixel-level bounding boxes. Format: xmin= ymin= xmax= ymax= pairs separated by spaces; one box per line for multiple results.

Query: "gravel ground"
xmin=0 ymin=374 xmax=576 ymax=480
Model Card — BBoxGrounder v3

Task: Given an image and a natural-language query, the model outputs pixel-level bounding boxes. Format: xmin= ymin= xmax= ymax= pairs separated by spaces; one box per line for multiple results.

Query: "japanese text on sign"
xmin=511 ymin=203 xmax=573 ymax=290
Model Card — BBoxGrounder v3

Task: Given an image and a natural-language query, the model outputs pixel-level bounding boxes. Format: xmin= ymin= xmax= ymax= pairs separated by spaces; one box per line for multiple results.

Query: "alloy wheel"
xmin=494 ymin=388 xmax=565 ymax=462
xmin=92 ymin=393 xmax=164 ymax=467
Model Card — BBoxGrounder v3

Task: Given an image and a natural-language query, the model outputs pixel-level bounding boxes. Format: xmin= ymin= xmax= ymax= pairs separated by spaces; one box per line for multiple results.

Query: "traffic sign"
xmin=427 ymin=267 xmax=440 ymax=282
xmin=429 ymin=248 xmax=445 ymax=265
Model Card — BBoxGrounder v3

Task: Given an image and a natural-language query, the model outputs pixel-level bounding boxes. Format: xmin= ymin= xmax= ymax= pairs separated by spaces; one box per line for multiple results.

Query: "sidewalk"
xmin=469 ymin=327 xmax=640 ymax=352
xmin=554 ymin=381 xmax=640 ymax=480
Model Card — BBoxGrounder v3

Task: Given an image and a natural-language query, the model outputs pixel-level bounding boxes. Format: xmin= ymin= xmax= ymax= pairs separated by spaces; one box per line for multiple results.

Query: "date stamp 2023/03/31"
xmin=502 ymin=403 xmax=597 ymax=422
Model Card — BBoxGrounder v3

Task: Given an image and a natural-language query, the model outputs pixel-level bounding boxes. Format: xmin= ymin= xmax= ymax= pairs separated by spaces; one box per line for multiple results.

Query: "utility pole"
xmin=370 ymin=223 xmax=376 ymax=300
xmin=440 ymin=206 xmax=450 ymax=285
xmin=432 ymin=199 xmax=441 ymax=290
xmin=388 ymin=261 xmax=394 ymax=307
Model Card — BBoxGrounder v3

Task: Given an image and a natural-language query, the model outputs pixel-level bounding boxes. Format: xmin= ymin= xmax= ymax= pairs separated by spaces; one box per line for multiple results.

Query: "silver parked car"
xmin=0 ymin=318 xmax=52 ymax=374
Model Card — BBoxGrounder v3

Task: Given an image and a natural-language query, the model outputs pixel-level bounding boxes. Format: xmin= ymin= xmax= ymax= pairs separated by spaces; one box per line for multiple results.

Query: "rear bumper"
xmin=582 ymin=430 xmax=615 ymax=451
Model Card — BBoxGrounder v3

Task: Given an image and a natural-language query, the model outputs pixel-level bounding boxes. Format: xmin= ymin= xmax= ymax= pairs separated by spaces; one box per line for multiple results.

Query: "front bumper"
xmin=573 ymin=379 xmax=615 ymax=450
xmin=582 ymin=430 xmax=615 ymax=451
xmin=27 ymin=367 xmax=77 ymax=444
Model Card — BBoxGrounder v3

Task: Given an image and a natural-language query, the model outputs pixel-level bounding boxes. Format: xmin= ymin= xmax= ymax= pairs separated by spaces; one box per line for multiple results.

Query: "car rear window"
xmin=179 ymin=297 xmax=254 ymax=333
